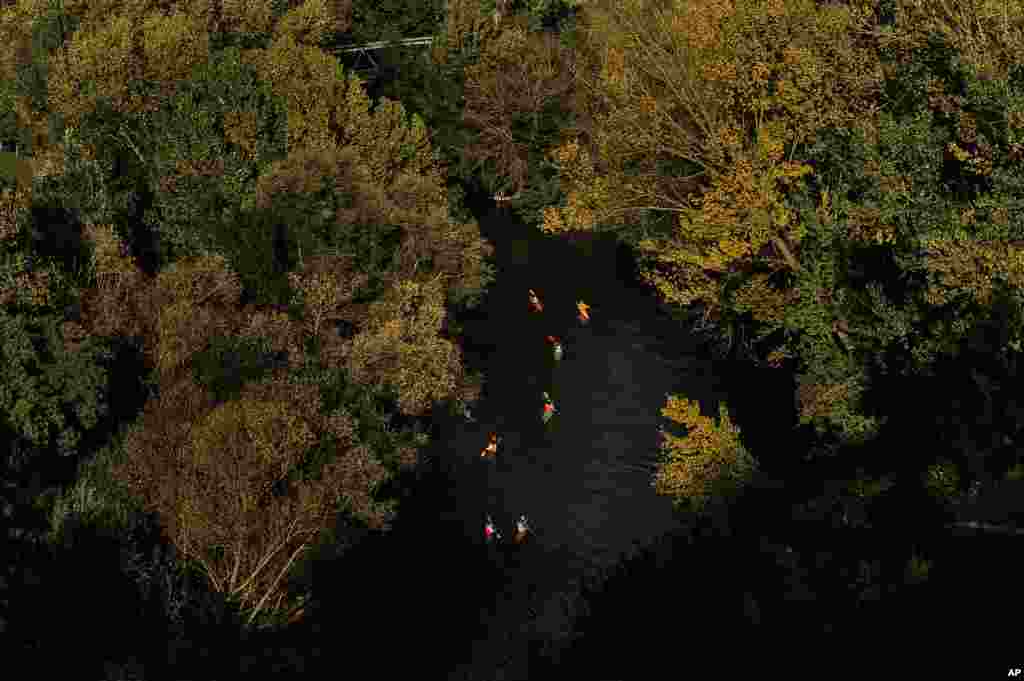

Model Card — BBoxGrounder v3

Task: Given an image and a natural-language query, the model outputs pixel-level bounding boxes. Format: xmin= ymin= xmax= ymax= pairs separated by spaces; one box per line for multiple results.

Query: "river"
xmin=430 ymin=193 xmax=730 ymax=678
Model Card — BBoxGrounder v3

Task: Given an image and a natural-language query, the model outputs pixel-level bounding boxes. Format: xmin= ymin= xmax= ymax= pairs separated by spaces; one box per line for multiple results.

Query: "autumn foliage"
xmin=109 ymin=372 xmax=393 ymax=626
xmin=653 ymin=395 xmax=757 ymax=512
xmin=0 ymin=0 xmax=493 ymax=629
xmin=461 ymin=12 xmax=575 ymax=196
xmin=345 ymin=275 xmax=470 ymax=416
xmin=541 ymin=0 xmax=1024 ymax=454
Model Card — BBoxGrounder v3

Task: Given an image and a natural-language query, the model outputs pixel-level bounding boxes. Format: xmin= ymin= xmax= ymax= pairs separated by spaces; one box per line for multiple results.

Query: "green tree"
xmin=0 ymin=180 xmax=114 ymax=459
xmin=0 ymin=308 xmax=113 ymax=457
xmin=348 ymin=0 xmax=444 ymax=45
xmin=106 ymin=44 xmax=287 ymax=270
xmin=778 ymin=1 xmax=1024 ymax=445
xmin=515 ymin=0 xmax=584 ymax=33
xmin=0 ymin=0 xmax=77 ymax=155
xmin=46 ymin=425 xmax=145 ymax=544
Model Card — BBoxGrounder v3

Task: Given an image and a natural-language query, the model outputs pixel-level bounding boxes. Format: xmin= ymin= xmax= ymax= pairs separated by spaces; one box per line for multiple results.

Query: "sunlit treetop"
xmin=652 ymin=394 xmax=757 ymax=512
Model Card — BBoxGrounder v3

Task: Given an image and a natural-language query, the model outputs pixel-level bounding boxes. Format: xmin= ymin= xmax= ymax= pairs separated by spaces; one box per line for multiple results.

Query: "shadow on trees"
xmin=5 ymin=435 xmax=508 ymax=680
xmin=5 ymin=509 xmax=246 ymax=681
xmin=861 ymin=290 xmax=1024 ymax=490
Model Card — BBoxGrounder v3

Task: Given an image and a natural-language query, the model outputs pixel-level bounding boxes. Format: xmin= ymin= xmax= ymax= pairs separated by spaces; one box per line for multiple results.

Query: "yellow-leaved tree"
xmin=541 ymin=0 xmax=883 ymax=333
xmin=537 ymin=0 xmax=901 ymax=449
xmin=653 ymin=395 xmax=758 ymax=512
xmin=345 ymin=274 xmax=479 ymax=416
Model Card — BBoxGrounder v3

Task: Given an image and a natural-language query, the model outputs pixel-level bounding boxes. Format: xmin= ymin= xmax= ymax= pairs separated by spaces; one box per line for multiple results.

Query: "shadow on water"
xmin=423 ymin=192 xmax=736 ymax=677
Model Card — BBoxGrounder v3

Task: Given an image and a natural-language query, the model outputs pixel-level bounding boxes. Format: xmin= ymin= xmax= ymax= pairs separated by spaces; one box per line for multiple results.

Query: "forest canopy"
xmin=0 ymin=0 xmax=492 ymax=628
xmin=532 ymin=0 xmax=1024 ymax=467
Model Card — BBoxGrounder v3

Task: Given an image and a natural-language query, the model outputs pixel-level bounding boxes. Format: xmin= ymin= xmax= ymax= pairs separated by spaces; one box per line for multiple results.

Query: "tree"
xmin=78 ymin=220 xmax=151 ymax=340
xmin=542 ymin=0 xmax=881 ymax=251
xmin=3 ymin=0 xmax=489 ymax=635
xmin=532 ymin=0 xmax=885 ymax=440
xmin=781 ymin=0 xmax=1024 ymax=444
xmin=110 ymin=373 xmax=394 ymax=627
xmin=347 ymin=0 xmax=441 ymax=45
xmin=7 ymin=0 xmax=494 ymax=309
xmin=413 ymin=0 xmax=580 ymax=226
xmin=345 ymin=275 xmax=474 ymax=416
xmin=532 ymin=0 xmax=885 ymax=383
xmin=134 ymin=44 xmax=290 ymax=274
xmin=46 ymin=8 xmax=210 ymax=130
xmin=0 ymin=0 xmax=75 ymax=156
xmin=80 ymin=220 xmax=274 ymax=397
xmin=80 ymin=236 xmax=246 ymax=381
xmin=516 ymin=0 xmax=585 ymax=33
xmin=145 ymin=253 xmax=244 ymax=378
xmin=288 ymin=253 xmax=367 ymax=341
xmin=14 ymin=1 xmax=348 ymax=268
xmin=276 ymin=0 xmax=352 ymax=48
xmin=538 ymin=0 xmax=1024 ymax=450
xmin=0 ymin=308 xmax=114 ymax=457
xmin=461 ymin=13 xmax=575 ymax=197
xmin=242 ymin=89 xmax=494 ymax=307
xmin=0 ymin=178 xmax=115 ymax=459
xmin=652 ymin=395 xmax=758 ymax=513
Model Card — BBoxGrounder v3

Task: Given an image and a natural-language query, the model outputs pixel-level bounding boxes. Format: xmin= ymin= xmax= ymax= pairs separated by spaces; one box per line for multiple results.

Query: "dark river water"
xmin=440 ymin=200 xmax=721 ymax=566
xmin=422 ymin=195 xmax=731 ymax=677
